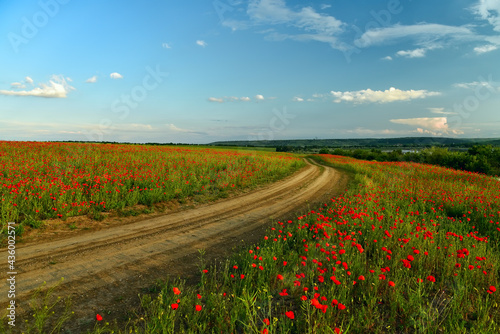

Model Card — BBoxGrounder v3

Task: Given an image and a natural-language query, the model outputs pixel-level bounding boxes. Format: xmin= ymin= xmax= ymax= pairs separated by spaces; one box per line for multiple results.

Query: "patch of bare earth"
xmin=0 ymin=158 xmax=348 ymax=333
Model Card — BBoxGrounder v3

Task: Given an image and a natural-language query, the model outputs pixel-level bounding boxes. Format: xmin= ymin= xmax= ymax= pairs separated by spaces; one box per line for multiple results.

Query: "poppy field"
xmin=84 ymin=154 xmax=500 ymax=333
xmin=0 ymin=141 xmax=304 ymax=236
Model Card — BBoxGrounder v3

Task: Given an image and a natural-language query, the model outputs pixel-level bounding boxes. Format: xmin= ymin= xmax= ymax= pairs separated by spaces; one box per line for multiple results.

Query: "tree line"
xmin=317 ymin=145 xmax=500 ymax=176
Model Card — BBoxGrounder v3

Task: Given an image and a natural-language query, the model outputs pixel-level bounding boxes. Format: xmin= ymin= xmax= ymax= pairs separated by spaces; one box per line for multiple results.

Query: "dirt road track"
xmin=0 ymin=158 xmax=347 ymax=332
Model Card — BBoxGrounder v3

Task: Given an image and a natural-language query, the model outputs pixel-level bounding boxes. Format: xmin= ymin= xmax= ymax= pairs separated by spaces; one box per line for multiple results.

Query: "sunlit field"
xmin=81 ymin=154 xmax=500 ymax=333
xmin=0 ymin=141 xmax=304 ymax=235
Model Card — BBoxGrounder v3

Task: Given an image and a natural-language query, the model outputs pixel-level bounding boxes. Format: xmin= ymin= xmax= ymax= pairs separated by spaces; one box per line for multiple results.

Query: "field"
xmin=0 ymin=141 xmax=303 ymax=237
xmin=85 ymin=154 xmax=498 ymax=333
xmin=2 ymin=148 xmax=500 ymax=333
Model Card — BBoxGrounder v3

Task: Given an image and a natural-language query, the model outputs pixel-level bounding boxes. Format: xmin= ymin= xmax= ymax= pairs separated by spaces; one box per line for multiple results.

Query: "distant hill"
xmin=209 ymin=137 xmax=500 ymax=148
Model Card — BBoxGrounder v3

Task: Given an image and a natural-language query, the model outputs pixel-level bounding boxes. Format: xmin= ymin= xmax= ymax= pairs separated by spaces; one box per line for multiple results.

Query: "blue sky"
xmin=1 ymin=0 xmax=500 ymax=143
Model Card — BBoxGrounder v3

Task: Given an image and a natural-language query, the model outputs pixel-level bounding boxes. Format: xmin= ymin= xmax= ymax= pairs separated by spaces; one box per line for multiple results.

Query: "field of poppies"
xmin=4 ymin=151 xmax=500 ymax=333
xmin=0 ymin=141 xmax=304 ymax=235
xmin=76 ymin=154 xmax=499 ymax=333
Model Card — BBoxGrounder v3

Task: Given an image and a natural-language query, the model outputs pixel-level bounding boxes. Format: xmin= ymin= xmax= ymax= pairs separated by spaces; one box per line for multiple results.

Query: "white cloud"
xmin=25 ymin=76 xmax=34 ymax=85
xmin=126 ymin=124 xmax=153 ymax=131
xmin=208 ymin=96 xmax=259 ymax=103
xmin=330 ymin=87 xmax=441 ymax=104
xmin=474 ymin=0 xmax=500 ymax=32
xmin=225 ymin=0 xmax=345 ymax=49
xmin=453 ymin=78 xmax=500 ymax=91
xmin=381 ymin=56 xmax=393 ymax=61
xmin=427 ymin=107 xmax=457 ymax=115
xmin=110 ymin=72 xmax=123 ymax=79
xmin=86 ymin=75 xmax=98 ymax=83
xmin=396 ymin=48 xmax=427 ymax=58
xmin=292 ymin=96 xmax=304 ymax=102
xmin=474 ymin=44 xmax=498 ymax=54
xmin=196 ymin=40 xmax=207 ymax=47
xmin=208 ymin=97 xmax=224 ymax=103
xmin=390 ymin=117 xmax=463 ymax=135
xmin=10 ymin=82 xmax=26 ymax=89
xmin=255 ymin=94 xmax=265 ymax=100
xmin=0 ymin=75 xmax=75 ymax=98
xmin=355 ymin=23 xmax=475 ymax=48
xmin=165 ymin=123 xmax=204 ymax=135
xmin=167 ymin=124 xmax=188 ymax=132
xmin=427 ymin=107 xmax=444 ymax=113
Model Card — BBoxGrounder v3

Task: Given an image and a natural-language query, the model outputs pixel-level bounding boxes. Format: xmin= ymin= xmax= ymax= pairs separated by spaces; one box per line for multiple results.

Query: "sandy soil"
xmin=0 ymin=158 xmax=348 ymax=332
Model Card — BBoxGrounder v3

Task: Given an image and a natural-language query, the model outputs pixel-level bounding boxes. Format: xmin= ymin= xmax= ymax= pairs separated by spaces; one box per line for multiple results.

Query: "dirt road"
xmin=0 ymin=158 xmax=347 ymax=331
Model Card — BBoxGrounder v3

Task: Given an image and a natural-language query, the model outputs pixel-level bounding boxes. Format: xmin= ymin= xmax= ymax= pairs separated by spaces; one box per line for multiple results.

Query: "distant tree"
xmin=318 ymin=148 xmax=330 ymax=154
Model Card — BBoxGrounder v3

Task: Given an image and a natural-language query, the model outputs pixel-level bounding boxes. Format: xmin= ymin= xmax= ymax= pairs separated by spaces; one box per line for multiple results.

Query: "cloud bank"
xmin=330 ymin=87 xmax=440 ymax=103
xmin=0 ymin=75 xmax=75 ymax=98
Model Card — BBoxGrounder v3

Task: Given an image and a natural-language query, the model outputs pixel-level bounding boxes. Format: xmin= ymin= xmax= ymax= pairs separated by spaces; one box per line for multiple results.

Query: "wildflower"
xmin=96 ymin=314 xmax=103 ymax=321
xmin=285 ymin=311 xmax=295 ymax=319
xmin=173 ymin=287 xmax=181 ymax=295
xmin=427 ymin=275 xmax=436 ymax=283
xmin=389 ymin=281 xmax=395 ymax=287
xmin=195 ymin=305 xmax=202 ymax=311
xmin=277 ymin=274 xmax=284 ymax=280
xmin=171 ymin=303 xmax=179 ymax=310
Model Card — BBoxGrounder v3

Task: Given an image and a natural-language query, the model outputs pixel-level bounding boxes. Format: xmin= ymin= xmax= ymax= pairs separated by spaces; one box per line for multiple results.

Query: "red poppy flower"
xmin=285 ymin=311 xmax=295 ymax=319
xmin=173 ymin=287 xmax=181 ymax=295
xmin=277 ymin=274 xmax=284 ymax=280
xmin=389 ymin=281 xmax=395 ymax=287
xmin=279 ymin=289 xmax=288 ymax=296
xmin=195 ymin=305 xmax=202 ymax=311
xmin=171 ymin=303 xmax=179 ymax=310
xmin=96 ymin=314 xmax=103 ymax=321
xmin=263 ymin=318 xmax=270 ymax=326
